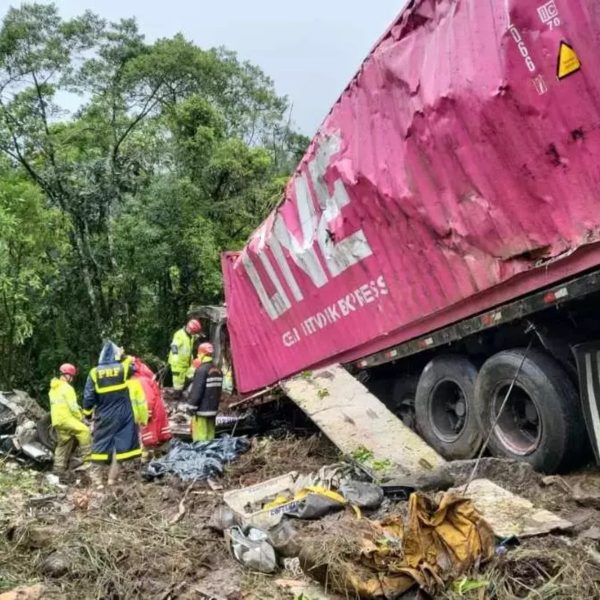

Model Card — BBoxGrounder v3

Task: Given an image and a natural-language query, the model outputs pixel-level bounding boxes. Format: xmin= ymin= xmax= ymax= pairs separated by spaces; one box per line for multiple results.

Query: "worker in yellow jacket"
xmin=49 ymin=363 xmax=92 ymax=474
xmin=168 ymin=319 xmax=203 ymax=391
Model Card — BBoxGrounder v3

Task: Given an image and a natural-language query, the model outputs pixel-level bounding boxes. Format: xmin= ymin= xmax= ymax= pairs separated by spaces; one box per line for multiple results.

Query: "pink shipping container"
xmin=222 ymin=0 xmax=600 ymax=472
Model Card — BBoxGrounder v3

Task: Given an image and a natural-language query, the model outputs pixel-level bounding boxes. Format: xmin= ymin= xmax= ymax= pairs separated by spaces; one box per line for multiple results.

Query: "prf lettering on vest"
xmin=98 ymin=367 xmax=120 ymax=378
xmin=238 ymin=132 xmax=373 ymax=320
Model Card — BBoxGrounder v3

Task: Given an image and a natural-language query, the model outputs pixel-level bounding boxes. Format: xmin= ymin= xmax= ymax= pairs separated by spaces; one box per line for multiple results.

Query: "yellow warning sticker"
xmin=557 ymin=41 xmax=581 ymax=80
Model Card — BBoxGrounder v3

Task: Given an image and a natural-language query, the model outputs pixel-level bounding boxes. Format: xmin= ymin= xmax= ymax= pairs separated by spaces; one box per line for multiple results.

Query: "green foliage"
xmin=351 ymin=446 xmax=374 ymax=463
xmin=0 ymin=3 xmax=308 ymax=394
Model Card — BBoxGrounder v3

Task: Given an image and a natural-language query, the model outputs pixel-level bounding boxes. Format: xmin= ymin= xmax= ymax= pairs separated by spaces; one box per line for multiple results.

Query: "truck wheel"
xmin=391 ymin=375 xmax=419 ymax=430
xmin=474 ymin=348 xmax=587 ymax=473
xmin=415 ymin=356 xmax=482 ymax=459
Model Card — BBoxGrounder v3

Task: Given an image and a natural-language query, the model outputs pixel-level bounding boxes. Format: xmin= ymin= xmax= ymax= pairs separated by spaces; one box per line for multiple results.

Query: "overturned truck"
xmin=221 ymin=0 xmax=600 ymax=473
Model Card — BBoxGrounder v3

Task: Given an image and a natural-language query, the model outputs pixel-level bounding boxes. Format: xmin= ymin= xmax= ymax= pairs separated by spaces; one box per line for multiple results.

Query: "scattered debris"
xmin=338 ymin=481 xmax=383 ymax=509
xmin=228 ymin=526 xmax=278 ymax=573
xmin=456 ymin=478 xmax=573 ymax=538
xmin=300 ymin=492 xmax=494 ymax=598
xmin=0 ymin=391 xmax=53 ymax=465
xmin=1 ymin=402 xmax=599 ymax=600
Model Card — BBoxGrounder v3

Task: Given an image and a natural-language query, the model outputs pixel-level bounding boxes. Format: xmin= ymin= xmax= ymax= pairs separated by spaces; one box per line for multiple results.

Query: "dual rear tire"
xmin=412 ymin=350 xmax=587 ymax=473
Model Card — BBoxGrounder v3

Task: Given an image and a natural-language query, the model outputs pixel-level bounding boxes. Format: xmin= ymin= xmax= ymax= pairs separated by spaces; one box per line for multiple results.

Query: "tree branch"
xmin=112 ymin=83 xmax=163 ymax=164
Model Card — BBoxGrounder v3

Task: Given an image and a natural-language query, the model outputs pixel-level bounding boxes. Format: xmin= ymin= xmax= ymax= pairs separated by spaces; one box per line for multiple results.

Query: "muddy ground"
xmin=2 ymin=431 xmax=600 ymax=600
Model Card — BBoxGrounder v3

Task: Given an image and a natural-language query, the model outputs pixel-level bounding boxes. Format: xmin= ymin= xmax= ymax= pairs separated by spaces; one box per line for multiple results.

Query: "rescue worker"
xmin=49 ymin=363 xmax=92 ymax=474
xmin=133 ymin=357 xmax=172 ymax=460
xmin=83 ymin=341 xmax=148 ymax=487
xmin=168 ymin=319 xmax=203 ymax=391
xmin=186 ymin=343 xmax=223 ymax=442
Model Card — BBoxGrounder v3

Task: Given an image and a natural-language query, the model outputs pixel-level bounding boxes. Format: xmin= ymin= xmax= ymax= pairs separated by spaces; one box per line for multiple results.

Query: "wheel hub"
xmin=493 ymin=384 xmax=542 ymax=456
xmin=429 ymin=380 xmax=468 ymax=442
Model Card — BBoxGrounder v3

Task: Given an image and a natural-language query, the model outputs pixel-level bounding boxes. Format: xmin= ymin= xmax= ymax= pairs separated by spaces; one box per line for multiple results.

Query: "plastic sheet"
xmin=144 ymin=437 xmax=250 ymax=481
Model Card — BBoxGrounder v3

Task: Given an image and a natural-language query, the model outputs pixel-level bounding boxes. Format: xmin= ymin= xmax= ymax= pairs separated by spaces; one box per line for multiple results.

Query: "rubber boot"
xmin=90 ymin=464 xmax=106 ymax=490
xmin=74 ymin=444 xmax=92 ymax=472
xmin=107 ymin=455 xmax=120 ymax=486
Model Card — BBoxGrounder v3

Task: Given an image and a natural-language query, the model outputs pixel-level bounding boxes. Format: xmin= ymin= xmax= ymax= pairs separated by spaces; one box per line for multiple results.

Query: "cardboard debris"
xmin=460 ymin=478 xmax=573 ymax=538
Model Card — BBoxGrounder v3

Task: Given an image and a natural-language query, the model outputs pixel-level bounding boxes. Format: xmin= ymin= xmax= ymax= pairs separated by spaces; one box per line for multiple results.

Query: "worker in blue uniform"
xmin=83 ymin=341 xmax=147 ymax=487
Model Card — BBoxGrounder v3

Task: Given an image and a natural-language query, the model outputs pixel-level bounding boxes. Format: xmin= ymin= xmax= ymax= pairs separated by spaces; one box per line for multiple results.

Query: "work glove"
xmin=181 ymin=403 xmax=196 ymax=415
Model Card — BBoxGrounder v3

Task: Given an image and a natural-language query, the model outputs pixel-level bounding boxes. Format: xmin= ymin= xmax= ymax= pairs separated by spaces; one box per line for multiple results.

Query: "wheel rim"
xmin=492 ymin=383 xmax=542 ymax=456
xmin=429 ymin=380 xmax=467 ymax=442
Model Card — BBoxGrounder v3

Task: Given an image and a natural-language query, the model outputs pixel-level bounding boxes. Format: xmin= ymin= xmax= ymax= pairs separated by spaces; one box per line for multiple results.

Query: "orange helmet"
xmin=59 ymin=363 xmax=78 ymax=377
xmin=197 ymin=342 xmax=214 ymax=356
xmin=186 ymin=319 xmax=202 ymax=335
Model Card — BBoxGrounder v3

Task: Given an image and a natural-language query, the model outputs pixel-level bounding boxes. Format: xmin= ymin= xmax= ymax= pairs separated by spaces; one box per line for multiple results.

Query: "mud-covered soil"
xmin=2 ymin=438 xmax=600 ymax=599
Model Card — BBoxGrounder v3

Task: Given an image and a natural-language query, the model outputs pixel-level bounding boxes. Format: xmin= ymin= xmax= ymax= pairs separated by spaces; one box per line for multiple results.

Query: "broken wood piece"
xmin=26 ymin=494 xmax=64 ymax=506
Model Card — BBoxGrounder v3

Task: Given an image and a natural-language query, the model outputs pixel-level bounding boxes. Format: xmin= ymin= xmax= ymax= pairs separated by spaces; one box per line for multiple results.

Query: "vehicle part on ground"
xmin=0 ymin=391 xmax=54 ymax=464
xmin=0 ymin=391 xmax=46 ymax=423
xmin=415 ymin=356 xmax=482 ymax=460
xmin=0 ymin=399 xmax=17 ymax=433
xmin=281 ymin=364 xmax=447 ymax=480
xmin=475 ymin=349 xmax=587 ymax=473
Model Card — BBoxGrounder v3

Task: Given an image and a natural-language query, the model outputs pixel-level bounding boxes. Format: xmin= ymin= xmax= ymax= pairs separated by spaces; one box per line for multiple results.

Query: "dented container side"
xmin=223 ymin=0 xmax=600 ymax=393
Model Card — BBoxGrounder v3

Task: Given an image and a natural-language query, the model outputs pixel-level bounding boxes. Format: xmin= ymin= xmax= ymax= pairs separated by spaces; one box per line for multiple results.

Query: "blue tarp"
xmin=145 ymin=436 xmax=251 ymax=481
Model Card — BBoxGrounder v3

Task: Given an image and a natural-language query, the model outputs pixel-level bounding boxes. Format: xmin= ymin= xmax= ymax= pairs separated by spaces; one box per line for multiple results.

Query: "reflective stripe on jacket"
xmin=188 ymin=357 xmax=223 ymax=417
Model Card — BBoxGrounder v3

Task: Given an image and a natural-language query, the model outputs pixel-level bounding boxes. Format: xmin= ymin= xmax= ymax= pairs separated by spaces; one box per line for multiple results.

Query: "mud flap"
xmin=573 ymin=342 xmax=600 ymax=463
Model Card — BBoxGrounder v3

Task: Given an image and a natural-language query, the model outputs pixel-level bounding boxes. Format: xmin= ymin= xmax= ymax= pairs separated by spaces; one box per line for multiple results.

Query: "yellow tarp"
xmin=301 ymin=492 xmax=495 ymax=598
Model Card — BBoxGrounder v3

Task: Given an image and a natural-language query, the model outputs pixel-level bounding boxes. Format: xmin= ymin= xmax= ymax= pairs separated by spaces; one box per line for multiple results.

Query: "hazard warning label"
xmin=557 ymin=41 xmax=581 ymax=80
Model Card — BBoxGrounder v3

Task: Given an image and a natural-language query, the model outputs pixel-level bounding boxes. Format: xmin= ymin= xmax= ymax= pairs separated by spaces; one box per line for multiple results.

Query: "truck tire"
xmin=415 ymin=356 xmax=482 ymax=459
xmin=391 ymin=375 xmax=419 ymax=430
xmin=474 ymin=348 xmax=587 ymax=473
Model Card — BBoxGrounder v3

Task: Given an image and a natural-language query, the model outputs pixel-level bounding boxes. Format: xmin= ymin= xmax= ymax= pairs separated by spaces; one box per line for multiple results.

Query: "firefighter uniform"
xmin=188 ymin=356 xmax=223 ymax=442
xmin=49 ymin=377 xmax=91 ymax=472
xmin=168 ymin=328 xmax=196 ymax=390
